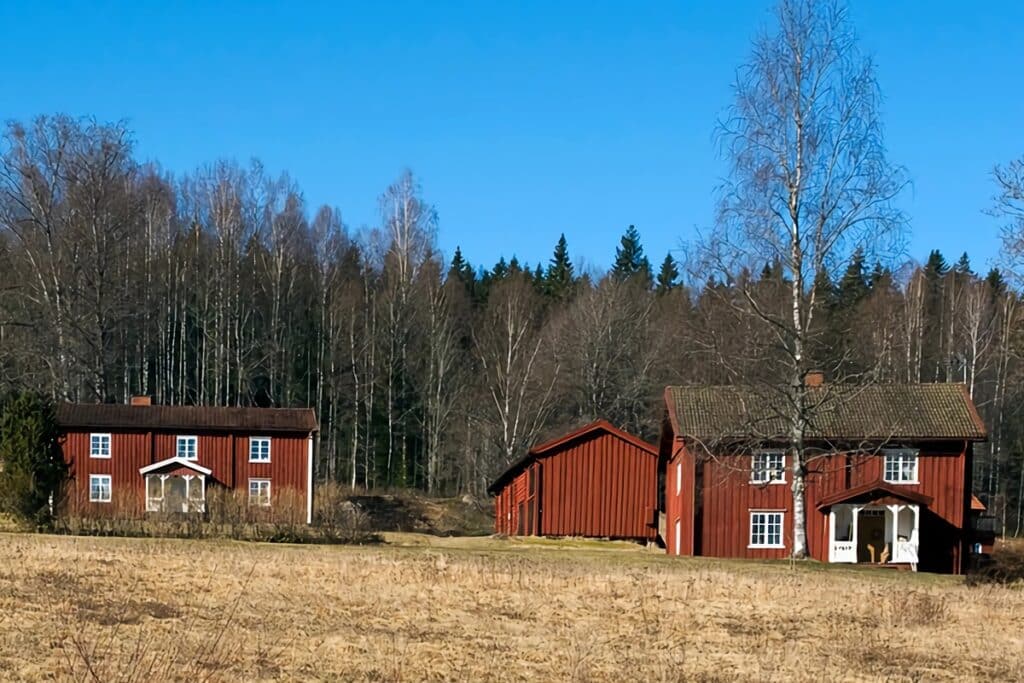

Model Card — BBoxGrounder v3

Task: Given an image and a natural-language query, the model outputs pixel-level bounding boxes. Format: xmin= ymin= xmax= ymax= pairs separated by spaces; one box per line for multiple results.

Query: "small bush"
xmin=51 ymin=481 xmax=380 ymax=545
xmin=967 ymin=543 xmax=1024 ymax=586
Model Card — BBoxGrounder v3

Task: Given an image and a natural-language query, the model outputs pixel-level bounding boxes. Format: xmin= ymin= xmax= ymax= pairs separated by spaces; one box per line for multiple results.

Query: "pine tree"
xmin=924 ymin=249 xmax=949 ymax=279
xmin=954 ymin=251 xmax=972 ymax=275
xmin=835 ymin=248 xmax=869 ymax=309
xmin=655 ymin=253 xmax=679 ymax=294
xmin=545 ymin=234 xmax=576 ymax=299
xmin=490 ymin=257 xmax=509 ymax=280
xmin=986 ymin=267 xmax=1006 ymax=296
xmin=447 ymin=246 xmax=475 ymax=293
xmin=612 ymin=225 xmax=652 ymax=285
xmin=508 ymin=255 xmax=522 ymax=275
xmin=0 ymin=392 xmax=67 ymax=526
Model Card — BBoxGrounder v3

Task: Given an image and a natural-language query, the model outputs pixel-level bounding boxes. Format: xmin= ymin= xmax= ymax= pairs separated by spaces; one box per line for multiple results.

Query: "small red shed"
xmin=488 ymin=420 xmax=659 ymax=541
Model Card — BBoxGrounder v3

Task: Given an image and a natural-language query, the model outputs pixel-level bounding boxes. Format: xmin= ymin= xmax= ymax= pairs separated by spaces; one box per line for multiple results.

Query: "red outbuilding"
xmin=57 ymin=397 xmax=318 ymax=522
xmin=488 ymin=420 xmax=659 ymax=542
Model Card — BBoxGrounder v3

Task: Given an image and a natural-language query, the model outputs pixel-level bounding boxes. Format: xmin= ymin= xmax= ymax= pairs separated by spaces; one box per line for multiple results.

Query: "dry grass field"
xmin=1 ymin=533 xmax=1022 ymax=682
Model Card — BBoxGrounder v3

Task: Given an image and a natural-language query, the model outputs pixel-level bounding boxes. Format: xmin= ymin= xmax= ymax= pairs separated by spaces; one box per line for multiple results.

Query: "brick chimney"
xmin=130 ymin=396 xmax=152 ymax=406
xmin=803 ymin=370 xmax=825 ymax=388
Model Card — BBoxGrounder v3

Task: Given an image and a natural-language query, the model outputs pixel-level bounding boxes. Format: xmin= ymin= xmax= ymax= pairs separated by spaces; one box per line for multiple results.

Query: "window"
xmin=883 ymin=449 xmax=918 ymax=484
xmin=249 ymin=478 xmax=271 ymax=506
xmin=89 ymin=475 xmax=112 ymax=503
xmin=249 ymin=437 xmax=271 ymax=463
xmin=749 ymin=511 xmax=784 ymax=548
xmin=176 ymin=436 xmax=198 ymax=460
xmin=751 ymin=450 xmax=786 ymax=484
xmin=90 ymin=433 xmax=111 ymax=459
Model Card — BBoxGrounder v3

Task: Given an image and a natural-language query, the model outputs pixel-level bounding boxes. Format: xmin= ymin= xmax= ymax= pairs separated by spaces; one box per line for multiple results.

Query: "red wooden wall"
xmin=663 ymin=431 xmax=972 ymax=573
xmin=492 ymin=424 xmax=658 ymax=541
xmin=63 ymin=429 xmax=311 ymax=517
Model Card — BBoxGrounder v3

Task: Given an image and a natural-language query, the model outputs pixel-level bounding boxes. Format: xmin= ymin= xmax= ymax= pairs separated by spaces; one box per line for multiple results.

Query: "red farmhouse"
xmin=489 ymin=420 xmax=659 ymax=542
xmin=661 ymin=378 xmax=987 ymax=573
xmin=57 ymin=398 xmax=318 ymax=522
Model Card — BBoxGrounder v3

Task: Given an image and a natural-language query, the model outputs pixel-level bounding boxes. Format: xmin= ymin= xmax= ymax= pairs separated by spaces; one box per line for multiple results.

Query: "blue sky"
xmin=1 ymin=1 xmax=1021 ymax=275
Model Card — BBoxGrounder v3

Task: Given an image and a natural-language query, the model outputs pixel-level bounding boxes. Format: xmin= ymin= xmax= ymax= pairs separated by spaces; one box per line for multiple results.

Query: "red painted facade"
xmin=662 ymin=415 xmax=981 ymax=573
xmin=58 ymin=404 xmax=316 ymax=522
xmin=491 ymin=420 xmax=659 ymax=541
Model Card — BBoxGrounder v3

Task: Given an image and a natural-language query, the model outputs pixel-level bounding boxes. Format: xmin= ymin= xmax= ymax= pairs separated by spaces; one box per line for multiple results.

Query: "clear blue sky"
xmin=1 ymin=1 xmax=1021 ymax=275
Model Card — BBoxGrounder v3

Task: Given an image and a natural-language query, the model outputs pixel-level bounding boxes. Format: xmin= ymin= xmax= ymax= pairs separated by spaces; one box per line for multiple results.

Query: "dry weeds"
xmin=0 ymin=533 xmax=1022 ymax=681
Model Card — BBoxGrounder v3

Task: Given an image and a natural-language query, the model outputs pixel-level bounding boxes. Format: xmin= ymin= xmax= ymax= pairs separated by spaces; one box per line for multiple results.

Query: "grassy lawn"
xmin=0 ymin=533 xmax=1022 ymax=681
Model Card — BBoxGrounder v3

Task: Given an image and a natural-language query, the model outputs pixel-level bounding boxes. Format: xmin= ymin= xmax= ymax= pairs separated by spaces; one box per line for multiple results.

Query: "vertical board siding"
xmin=63 ymin=429 xmax=310 ymax=518
xmin=667 ymin=434 xmax=970 ymax=573
xmin=492 ymin=426 xmax=658 ymax=541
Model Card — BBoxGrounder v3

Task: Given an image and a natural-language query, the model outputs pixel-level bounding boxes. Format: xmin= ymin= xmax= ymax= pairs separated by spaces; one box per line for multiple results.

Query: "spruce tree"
xmin=835 ymin=248 xmax=869 ymax=308
xmin=0 ymin=392 xmax=67 ymax=526
xmin=612 ymin=225 xmax=652 ymax=285
xmin=954 ymin=251 xmax=972 ymax=275
xmin=655 ymin=253 xmax=679 ymax=294
xmin=447 ymin=246 xmax=475 ymax=293
xmin=545 ymin=234 xmax=576 ymax=298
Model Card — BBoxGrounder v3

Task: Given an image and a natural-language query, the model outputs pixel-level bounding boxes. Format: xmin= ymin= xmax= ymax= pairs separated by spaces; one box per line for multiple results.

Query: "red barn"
xmin=661 ymin=378 xmax=987 ymax=573
xmin=56 ymin=398 xmax=318 ymax=522
xmin=488 ymin=420 xmax=659 ymax=541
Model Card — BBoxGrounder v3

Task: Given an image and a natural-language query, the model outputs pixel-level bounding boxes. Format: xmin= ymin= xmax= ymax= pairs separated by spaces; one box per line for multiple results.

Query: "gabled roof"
xmin=971 ymin=495 xmax=987 ymax=512
xmin=816 ymin=480 xmax=934 ymax=509
xmin=664 ymin=383 xmax=986 ymax=443
xmin=56 ymin=403 xmax=318 ymax=434
xmin=487 ymin=419 xmax=657 ymax=495
xmin=139 ymin=457 xmax=213 ymax=476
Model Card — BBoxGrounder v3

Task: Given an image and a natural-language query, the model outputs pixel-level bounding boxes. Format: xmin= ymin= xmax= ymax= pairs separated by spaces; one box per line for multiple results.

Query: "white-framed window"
xmin=249 ymin=437 xmax=271 ymax=463
xmin=89 ymin=474 xmax=112 ymax=503
xmin=751 ymin=450 xmax=786 ymax=484
xmin=749 ymin=511 xmax=784 ymax=548
xmin=176 ymin=436 xmax=198 ymax=461
xmin=675 ymin=461 xmax=682 ymax=495
xmin=89 ymin=433 xmax=111 ymax=459
xmin=883 ymin=448 xmax=918 ymax=484
xmin=248 ymin=478 xmax=271 ymax=506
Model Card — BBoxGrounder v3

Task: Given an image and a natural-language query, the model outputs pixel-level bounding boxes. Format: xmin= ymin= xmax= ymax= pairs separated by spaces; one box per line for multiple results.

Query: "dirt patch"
xmin=348 ymin=492 xmax=493 ymax=536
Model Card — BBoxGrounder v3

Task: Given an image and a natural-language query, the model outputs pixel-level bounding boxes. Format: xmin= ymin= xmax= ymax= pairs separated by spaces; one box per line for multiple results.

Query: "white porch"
xmin=828 ymin=503 xmax=920 ymax=567
xmin=138 ymin=457 xmax=212 ymax=513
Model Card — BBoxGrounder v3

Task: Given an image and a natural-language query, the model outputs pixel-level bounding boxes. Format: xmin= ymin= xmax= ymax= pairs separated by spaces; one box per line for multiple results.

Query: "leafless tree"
xmin=695 ymin=0 xmax=907 ymax=557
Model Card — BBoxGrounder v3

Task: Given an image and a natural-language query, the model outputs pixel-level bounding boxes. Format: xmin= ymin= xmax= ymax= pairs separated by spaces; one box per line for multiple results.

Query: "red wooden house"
xmin=57 ymin=398 xmax=318 ymax=522
xmin=489 ymin=420 xmax=659 ymax=541
xmin=661 ymin=378 xmax=987 ymax=573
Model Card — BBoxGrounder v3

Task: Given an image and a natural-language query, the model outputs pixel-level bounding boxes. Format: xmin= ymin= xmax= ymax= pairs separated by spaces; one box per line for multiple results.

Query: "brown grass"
xmin=1 ymin=533 xmax=1023 ymax=681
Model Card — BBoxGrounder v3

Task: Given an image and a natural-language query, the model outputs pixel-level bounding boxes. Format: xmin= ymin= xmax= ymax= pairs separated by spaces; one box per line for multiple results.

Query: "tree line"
xmin=3 ymin=2 xmax=1024 ymax=537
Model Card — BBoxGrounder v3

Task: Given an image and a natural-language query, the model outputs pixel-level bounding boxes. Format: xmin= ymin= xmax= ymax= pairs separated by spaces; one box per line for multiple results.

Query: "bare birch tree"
xmin=698 ymin=0 xmax=906 ymax=557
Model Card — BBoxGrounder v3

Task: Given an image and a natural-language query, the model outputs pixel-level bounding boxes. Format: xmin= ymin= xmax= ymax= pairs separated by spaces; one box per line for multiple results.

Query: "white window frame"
xmin=176 ymin=435 xmax=198 ymax=461
xmin=751 ymin=450 xmax=786 ymax=484
xmin=249 ymin=437 xmax=271 ymax=463
xmin=749 ymin=511 xmax=784 ymax=548
xmin=883 ymin=448 xmax=919 ymax=484
xmin=248 ymin=478 xmax=271 ymax=507
xmin=89 ymin=474 xmax=112 ymax=503
xmin=89 ymin=433 xmax=111 ymax=459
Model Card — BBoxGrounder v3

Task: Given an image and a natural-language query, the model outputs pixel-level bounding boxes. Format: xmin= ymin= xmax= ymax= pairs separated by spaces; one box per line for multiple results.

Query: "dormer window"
xmin=751 ymin=450 xmax=786 ymax=484
xmin=883 ymin=448 xmax=918 ymax=484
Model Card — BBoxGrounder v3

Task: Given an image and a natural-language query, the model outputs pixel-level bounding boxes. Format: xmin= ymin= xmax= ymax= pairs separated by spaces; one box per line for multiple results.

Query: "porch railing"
xmin=830 ymin=541 xmax=856 ymax=563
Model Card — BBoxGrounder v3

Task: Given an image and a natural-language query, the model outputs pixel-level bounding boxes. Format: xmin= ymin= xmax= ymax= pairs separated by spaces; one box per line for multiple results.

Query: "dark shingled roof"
xmin=56 ymin=403 xmax=318 ymax=434
xmin=665 ymin=383 xmax=986 ymax=443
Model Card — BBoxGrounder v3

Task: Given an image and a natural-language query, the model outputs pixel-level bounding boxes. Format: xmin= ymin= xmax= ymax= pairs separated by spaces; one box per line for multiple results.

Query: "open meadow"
xmin=0 ymin=533 xmax=1022 ymax=682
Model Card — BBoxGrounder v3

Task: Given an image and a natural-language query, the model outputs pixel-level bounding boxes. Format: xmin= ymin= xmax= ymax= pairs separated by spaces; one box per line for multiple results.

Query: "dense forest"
xmin=2 ymin=4 xmax=1024 ymax=534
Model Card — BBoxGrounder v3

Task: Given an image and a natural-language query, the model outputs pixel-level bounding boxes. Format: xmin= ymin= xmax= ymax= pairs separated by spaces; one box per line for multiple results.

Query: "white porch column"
xmin=851 ymin=505 xmax=860 ymax=552
xmin=828 ymin=509 xmax=837 ymax=562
